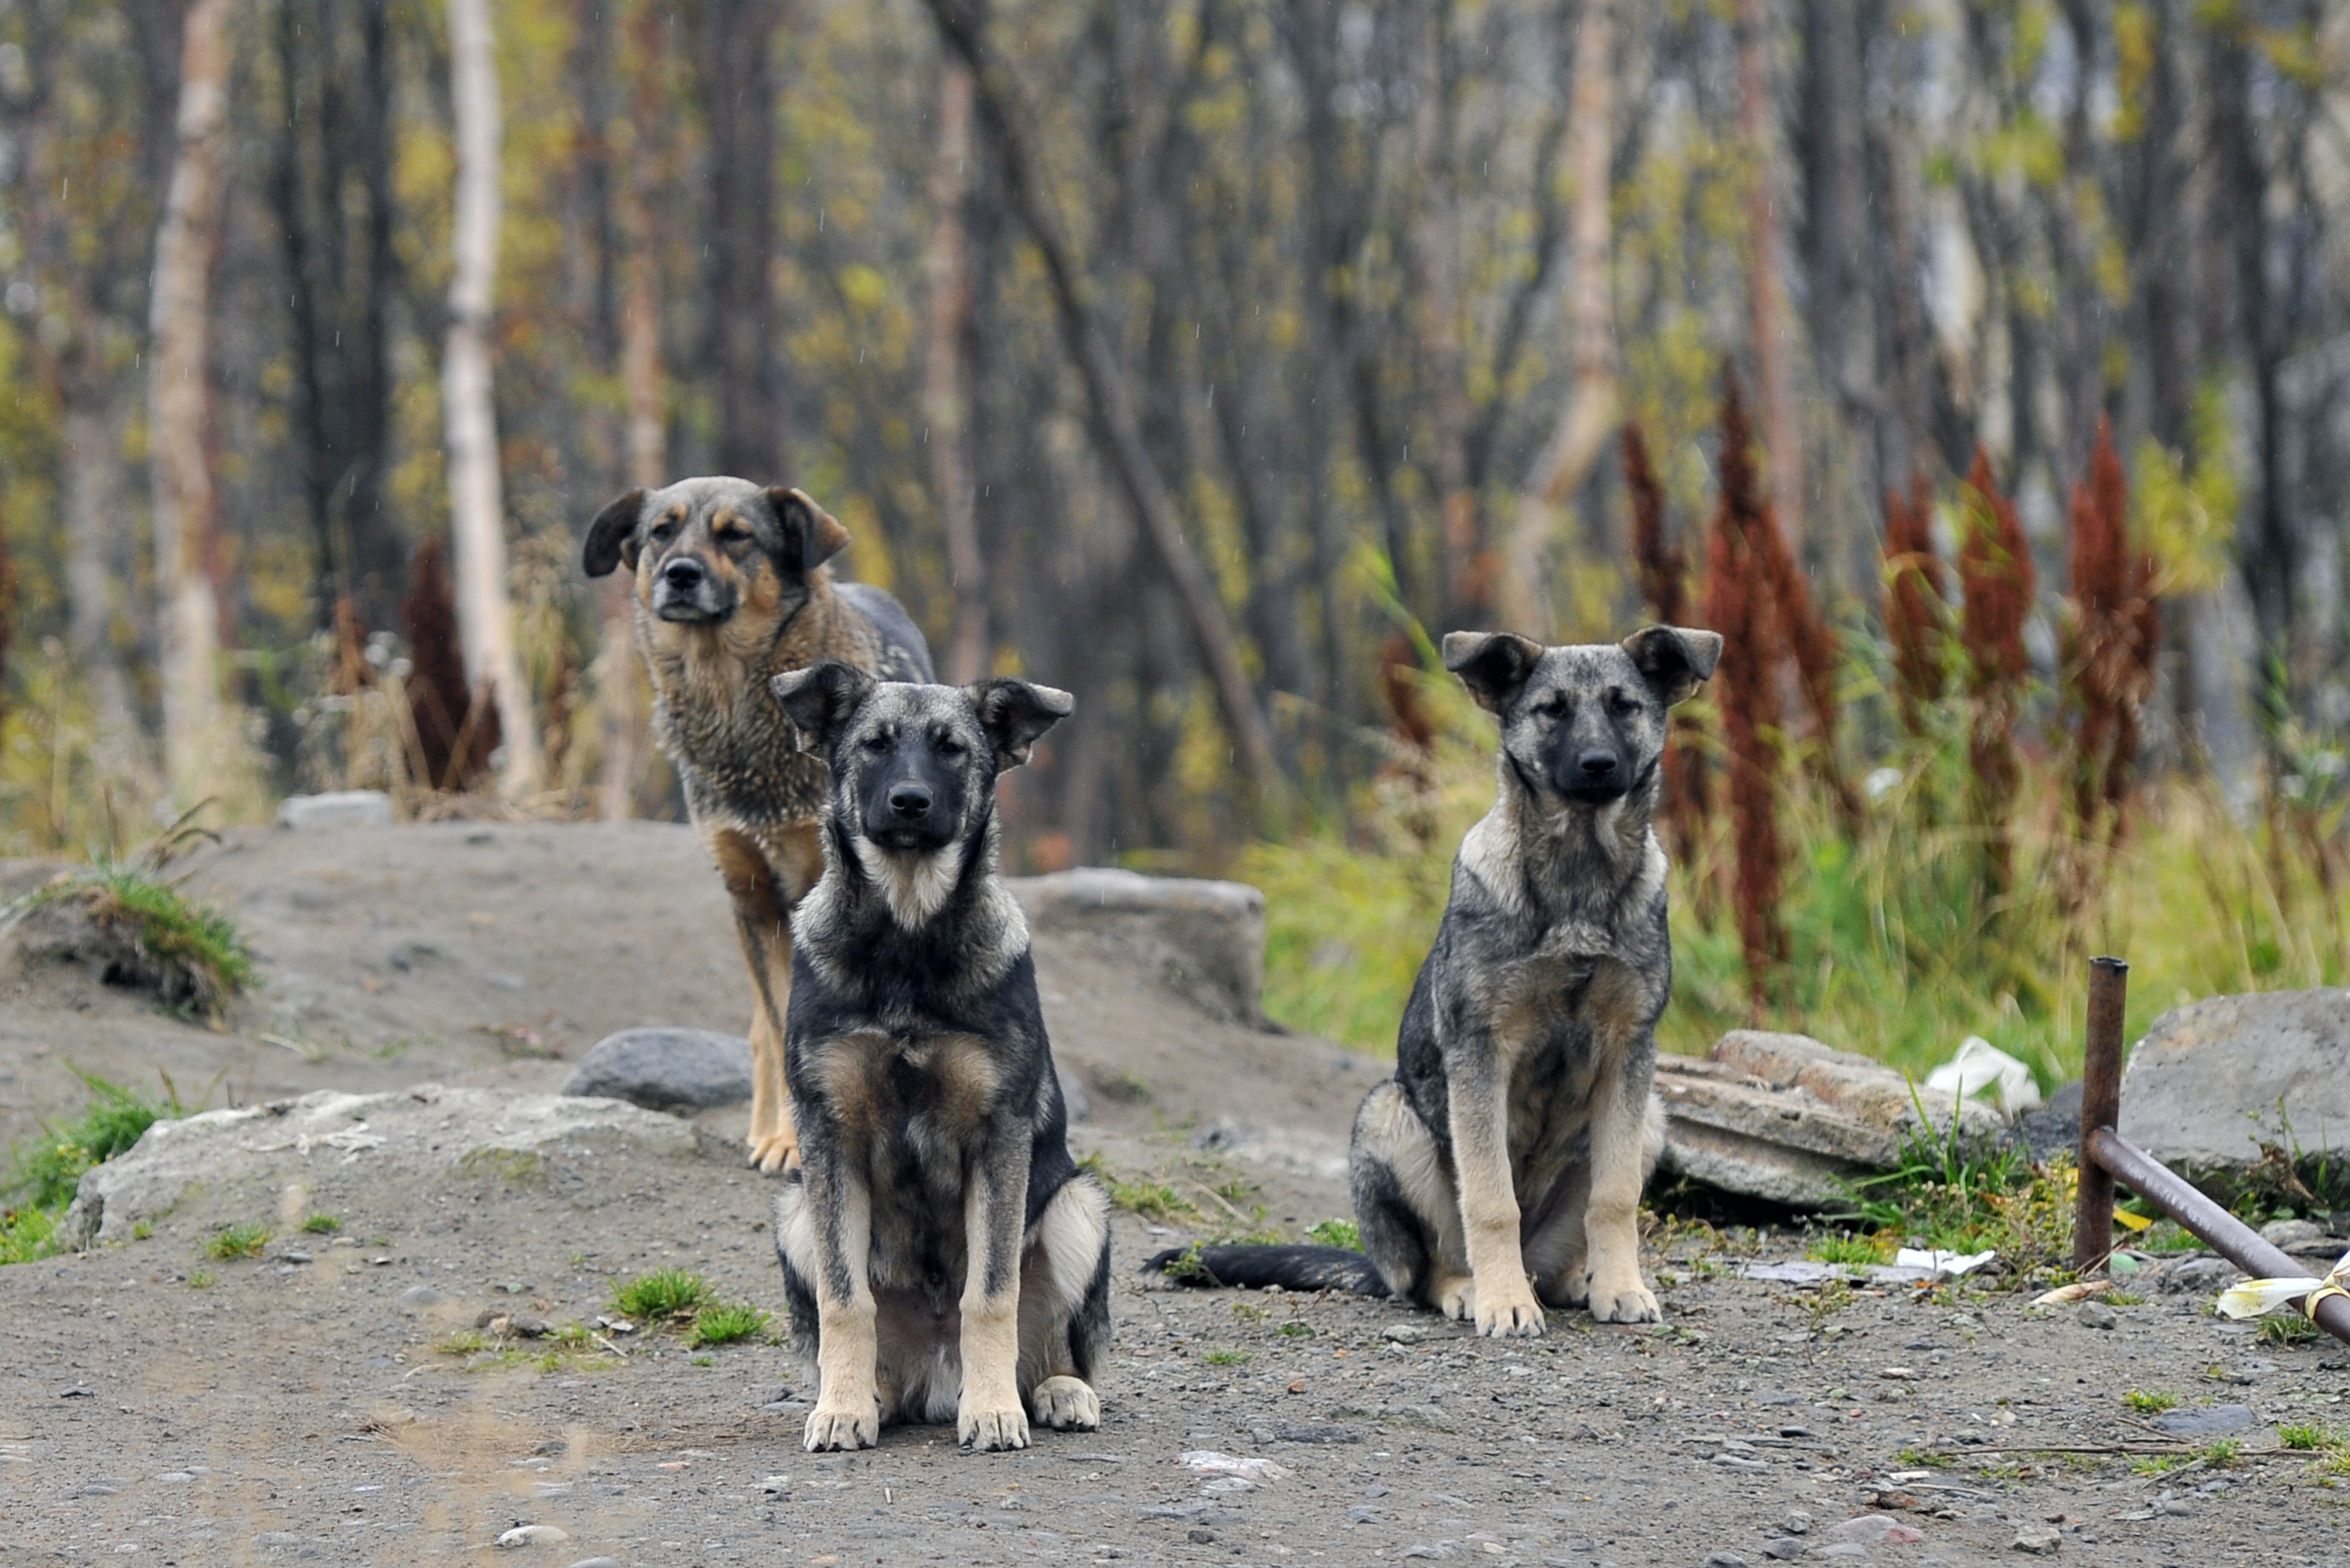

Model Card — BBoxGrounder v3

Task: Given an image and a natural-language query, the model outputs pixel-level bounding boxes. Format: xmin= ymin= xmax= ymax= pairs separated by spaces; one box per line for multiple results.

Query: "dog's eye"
xmin=1607 ymin=691 xmax=1641 ymax=716
xmin=649 ymin=522 xmax=676 ymax=544
xmin=1533 ymin=696 xmax=1568 ymax=720
xmin=861 ymin=733 xmax=892 ymax=753
xmin=935 ymin=738 xmax=966 ymax=759
xmin=714 ymin=523 xmax=750 ymax=544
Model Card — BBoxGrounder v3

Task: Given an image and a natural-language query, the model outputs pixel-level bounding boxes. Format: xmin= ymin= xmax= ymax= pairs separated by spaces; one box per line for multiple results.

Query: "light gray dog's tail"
xmin=1144 ymin=1243 xmax=1389 ymax=1296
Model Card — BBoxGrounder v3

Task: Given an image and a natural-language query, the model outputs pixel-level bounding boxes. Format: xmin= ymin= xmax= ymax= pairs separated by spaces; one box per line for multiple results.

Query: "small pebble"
xmin=1831 ymin=1514 xmax=1925 ymax=1546
xmin=399 ymin=1286 xmax=446 ymax=1308
xmin=1783 ymin=1510 xmax=1813 ymax=1535
xmin=155 ymin=1472 xmax=195 ymax=1484
xmin=497 ymin=1524 xmax=570 ymax=1548
xmin=1761 ymin=1539 xmax=1806 ymax=1559
xmin=1703 ymin=1554 xmax=1749 ymax=1568
xmin=1382 ymin=1324 xmax=1427 ymax=1345
xmin=1187 ymin=1528 xmax=1218 ymax=1544
xmin=2011 ymin=1527 xmax=2062 ymax=1554
xmin=2076 ymin=1302 xmax=2118 ymax=1331
xmin=562 ymin=1559 xmax=623 ymax=1568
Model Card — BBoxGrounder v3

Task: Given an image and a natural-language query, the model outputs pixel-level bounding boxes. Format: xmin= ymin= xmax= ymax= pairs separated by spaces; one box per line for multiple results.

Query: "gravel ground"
xmin=3 ymin=824 xmax=2348 ymax=1565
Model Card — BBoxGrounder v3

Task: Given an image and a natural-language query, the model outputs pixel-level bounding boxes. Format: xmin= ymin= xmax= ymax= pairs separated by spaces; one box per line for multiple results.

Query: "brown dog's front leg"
xmin=1444 ymin=1057 xmax=1544 ymax=1338
xmin=958 ymin=1136 xmax=1032 ymax=1451
xmin=1580 ymin=1056 xmax=1663 ymax=1323
xmin=713 ymin=826 xmax=819 ymax=1174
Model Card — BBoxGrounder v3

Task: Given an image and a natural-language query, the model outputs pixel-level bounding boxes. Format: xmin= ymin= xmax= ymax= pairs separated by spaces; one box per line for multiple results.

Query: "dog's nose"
xmin=1577 ymin=749 xmax=1619 ymax=778
xmin=662 ymin=557 xmax=704 ymax=591
xmin=887 ymin=784 xmax=932 ymax=819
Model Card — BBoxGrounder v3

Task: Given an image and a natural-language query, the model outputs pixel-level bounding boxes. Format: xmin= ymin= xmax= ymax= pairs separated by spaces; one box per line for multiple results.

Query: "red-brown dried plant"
xmin=2063 ymin=418 xmax=2159 ymax=846
xmin=1881 ymin=472 xmax=1947 ymax=738
xmin=1375 ymin=632 xmax=1439 ymax=847
xmin=1703 ymin=378 xmax=1790 ymax=1001
xmin=1624 ymin=421 xmax=1710 ymax=858
xmin=1956 ymin=448 xmax=2035 ymax=898
xmin=330 ymin=594 xmax=373 ymax=698
xmin=401 ymin=537 xmax=499 ymax=791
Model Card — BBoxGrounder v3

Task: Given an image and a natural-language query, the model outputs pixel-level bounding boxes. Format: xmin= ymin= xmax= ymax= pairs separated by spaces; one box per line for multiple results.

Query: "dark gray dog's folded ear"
xmin=766 ymin=487 xmax=852 ymax=575
xmin=966 ymin=678 xmax=1074 ymax=771
xmin=1621 ymin=625 xmax=1723 ymax=706
xmin=770 ymin=661 xmax=877 ymax=753
xmin=1442 ymin=630 xmax=1546 ymax=716
xmin=583 ymin=488 xmax=647 ymax=578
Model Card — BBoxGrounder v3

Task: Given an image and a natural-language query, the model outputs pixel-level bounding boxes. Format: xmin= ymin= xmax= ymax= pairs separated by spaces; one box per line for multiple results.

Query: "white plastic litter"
xmin=1178 ymin=1451 xmax=1292 ymax=1483
xmin=1894 ymin=1247 xmax=1998 ymax=1279
xmin=1923 ymin=1036 xmax=2043 ymax=1118
xmin=2215 ymin=1247 xmax=2350 ymax=1322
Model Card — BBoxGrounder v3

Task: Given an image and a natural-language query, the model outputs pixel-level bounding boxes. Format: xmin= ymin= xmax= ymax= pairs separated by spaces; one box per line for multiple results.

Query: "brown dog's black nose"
xmin=887 ymin=784 xmax=932 ymax=818
xmin=1577 ymin=749 xmax=1618 ymax=778
xmin=663 ymin=557 xmax=705 ymax=591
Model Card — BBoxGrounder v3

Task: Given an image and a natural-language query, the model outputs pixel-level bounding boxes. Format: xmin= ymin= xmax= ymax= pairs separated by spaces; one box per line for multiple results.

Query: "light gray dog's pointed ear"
xmin=583 ymin=488 xmax=647 ymax=578
xmin=1621 ymin=625 xmax=1723 ymax=707
xmin=765 ymin=487 xmax=852 ymax=575
xmin=770 ymin=661 xmax=876 ymax=754
xmin=965 ymin=678 xmax=1073 ymax=771
xmin=1441 ymin=630 xmax=1546 ymax=716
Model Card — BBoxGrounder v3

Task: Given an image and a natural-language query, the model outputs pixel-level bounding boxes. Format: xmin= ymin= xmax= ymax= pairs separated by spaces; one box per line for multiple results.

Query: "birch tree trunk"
xmin=925 ymin=59 xmax=988 ymax=685
xmin=443 ymin=0 xmax=542 ymax=797
xmin=147 ymin=0 xmax=235 ymax=807
xmin=1500 ymin=0 xmax=1616 ymax=640
xmin=1739 ymin=0 xmax=1805 ymax=550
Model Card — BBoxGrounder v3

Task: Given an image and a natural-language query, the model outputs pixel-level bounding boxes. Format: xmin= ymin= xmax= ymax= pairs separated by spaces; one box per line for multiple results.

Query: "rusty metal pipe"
xmin=2085 ymin=1126 xmax=2350 ymax=1348
xmin=2073 ymin=956 xmax=2129 ymax=1272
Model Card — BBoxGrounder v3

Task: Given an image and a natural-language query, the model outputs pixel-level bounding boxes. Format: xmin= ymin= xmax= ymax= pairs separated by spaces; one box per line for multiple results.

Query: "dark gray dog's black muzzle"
xmin=859 ymin=744 xmax=960 ymax=852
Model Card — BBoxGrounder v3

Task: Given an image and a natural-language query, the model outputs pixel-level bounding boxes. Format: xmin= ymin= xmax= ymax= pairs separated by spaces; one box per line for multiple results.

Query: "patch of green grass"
xmin=1107 ymin=1179 xmax=1198 ymax=1222
xmin=689 ymin=1353 xmax=716 ymax=1366
xmin=2262 ymin=1314 xmax=2319 ymax=1345
xmin=130 ymin=1221 xmax=152 ymax=1241
xmin=1307 ymin=1217 xmax=1360 ymax=1250
xmin=1831 ymin=1114 xmax=2074 ymax=1274
xmin=27 ymin=859 xmax=255 ymax=1014
xmin=1229 ymin=1300 xmax=1270 ymax=1322
xmin=2130 ymin=1453 xmax=2192 ymax=1476
xmin=2 ymin=1072 xmax=187 ymax=1266
xmin=1162 ymin=1241 xmax=1214 ymax=1283
xmin=1894 ymin=1447 xmax=1952 ymax=1468
xmin=203 ymin=1223 xmax=269 ymax=1261
xmin=436 ymin=1331 xmax=488 ymax=1356
xmin=687 ymin=1302 xmax=771 ymax=1348
xmin=1805 ymin=1232 xmax=1884 ymax=1266
xmin=1275 ymin=1320 xmax=1315 ymax=1338
xmin=1202 ymin=1348 xmax=1251 ymax=1366
xmin=301 ymin=1213 xmax=341 ymax=1234
xmin=2280 ymin=1424 xmax=2331 ymax=1451
xmin=2201 ymin=1439 xmax=2241 ymax=1468
xmin=186 ymin=1269 xmax=215 ymax=1290
xmin=611 ymin=1269 xmax=716 ymax=1323
xmin=2125 ymin=1390 xmax=2180 ymax=1413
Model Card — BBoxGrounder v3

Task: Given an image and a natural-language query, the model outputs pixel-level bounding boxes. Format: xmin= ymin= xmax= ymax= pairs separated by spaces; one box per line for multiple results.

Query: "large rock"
xmin=2119 ymin=989 xmax=2350 ymax=1192
xmin=63 ymin=1084 xmax=695 ymax=1247
xmin=274 ymin=790 xmax=394 ymax=830
xmin=564 ymin=1027 xmax=754 ymax=1111
xmin=1009 ymin=868 xmax=1266 ymax=1024
xmin=1657 ymin=1033 xmax=2005 ymax=1208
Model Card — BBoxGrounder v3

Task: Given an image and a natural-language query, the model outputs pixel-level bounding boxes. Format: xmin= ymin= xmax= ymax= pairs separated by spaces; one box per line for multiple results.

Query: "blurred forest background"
xmin=3 ymin=0 xmax=2349 ymax=1072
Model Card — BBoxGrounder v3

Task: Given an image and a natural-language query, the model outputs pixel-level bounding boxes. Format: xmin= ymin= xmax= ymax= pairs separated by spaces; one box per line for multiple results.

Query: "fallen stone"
xmin=274 ymin=790 xmax=394 ymax=830
xmin=2075 ymin=1302 xmax=2118 ymax=1331
xmin=2011 ymin=1527 xmax=2061 ymax=1554
xmin=2015 ymin=1080 xmax=2082 ymax=1161
xmin=64 ymin=1084 xmax=696 ymax=1247
xmin=1760 ymin=1538 xmax=1805 ymax=1560
xmin=1828 ymin=1514 xmax=1925 ymax=1545
xmin=497 ymin=1524 xmax=570 ymax=1547
xmin=2118 ymin=989 xmax=2350 ymax=1193
xmin=1275 ymin=1423 xmax=1358 ymax=1444
xmin=1660 ymin=1034 xmax=2005 ymax=1206
xmin=2257 ymin=1217 xmax=2339 ymax=1253
xmin=563 ymin=1028 xmax=754 ymax=1112
xmin=1010 ymin=868 xmax=1265 ymax=1023
xmin=1703 ymin=1554 xmax=1750 ymax=1567
xmin=1381 ymin=1324 xmax=1428 ymax=1345
xmin=2150 ymin=1404 xmax=2256 ymax=1438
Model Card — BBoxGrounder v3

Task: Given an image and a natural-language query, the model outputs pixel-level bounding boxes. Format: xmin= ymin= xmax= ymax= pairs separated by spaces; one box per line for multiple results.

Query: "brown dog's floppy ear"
xmin=770 ymin=661 xmax=876 ymax=754
xmin=583 ymin=488 xmax=647 ymax=578
xmin=766 ymin=487 xmax=852 ymax=575
xmin=1441 ymin=630 xmax=1546 ymax=716
xmin=1620 ymin=625 xmax=1723 ymax=707
xmin=965 ymin=678 xmax=1074 ymax=771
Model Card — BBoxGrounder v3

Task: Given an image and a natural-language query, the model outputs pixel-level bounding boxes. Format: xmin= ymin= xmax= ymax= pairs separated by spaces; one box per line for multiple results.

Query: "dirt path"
xmin=3 ymin=824 xmax=2347 ymax=1566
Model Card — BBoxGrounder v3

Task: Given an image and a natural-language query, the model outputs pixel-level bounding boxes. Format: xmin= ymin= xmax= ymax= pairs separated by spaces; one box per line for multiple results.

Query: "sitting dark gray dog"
xmin=1152 ymin=625 xmax=1720 ymax=1334
xmin=766 ymin=661 xmax=1110 ymax=1451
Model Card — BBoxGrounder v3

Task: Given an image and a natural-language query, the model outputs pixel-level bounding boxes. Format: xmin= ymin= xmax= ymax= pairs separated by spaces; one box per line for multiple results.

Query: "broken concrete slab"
xmin=1655 ymin=1057 xmax=1896 ymax=1206
xmin=1010 ymin=868 xmax=1266 ymax=1024
xmin=1710 ymin=1031 xmax=2007 ymax=1141
xmin=63 ymin=1083 xmax=696 ymax=1248
xmin=2119 ymin=989 xmax=2350 ymax=1195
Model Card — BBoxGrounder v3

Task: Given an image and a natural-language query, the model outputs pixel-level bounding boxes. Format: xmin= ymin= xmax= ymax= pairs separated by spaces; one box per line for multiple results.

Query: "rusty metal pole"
xmin=2087 ymin=1127 xmax=2350 ymax=1347
xmin=2073 ymin=956 xmax=2129 ymax=1274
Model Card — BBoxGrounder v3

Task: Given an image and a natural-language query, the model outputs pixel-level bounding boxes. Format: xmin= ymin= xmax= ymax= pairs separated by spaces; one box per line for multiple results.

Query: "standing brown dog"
xmin=585 ymin=476 xmax=933 ymax=1172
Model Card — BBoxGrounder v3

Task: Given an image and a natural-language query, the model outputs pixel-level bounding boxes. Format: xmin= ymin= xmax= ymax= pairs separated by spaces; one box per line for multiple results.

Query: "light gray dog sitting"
xmin=1152 ymin=625 xmax=1721 ymax=1335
